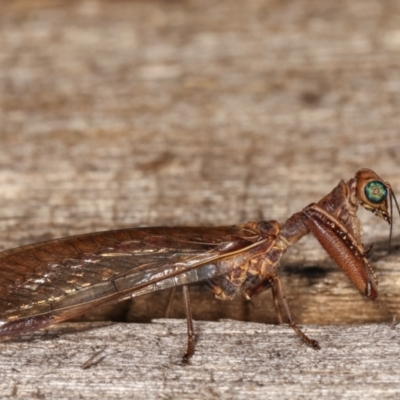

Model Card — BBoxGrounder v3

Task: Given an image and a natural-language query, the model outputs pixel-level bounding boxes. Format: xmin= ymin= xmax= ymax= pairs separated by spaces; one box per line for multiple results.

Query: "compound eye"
xmin=364 ymin=181 xmax=388 ymax=204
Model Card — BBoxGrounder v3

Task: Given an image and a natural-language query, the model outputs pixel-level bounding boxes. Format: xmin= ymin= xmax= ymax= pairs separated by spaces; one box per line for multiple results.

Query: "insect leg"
xmin=182 ymin=285 xmax=195 ymax=362
xmin=270 ymin=281 xmax=283 ymax=324
xmin=303 ymin=204 xmax=378 ymax=299
xmin=271 ymin=276 xmax=320 ymax=349
xmin=243 ymin=280 xmax=284 ymax=323
xmin=165 ymin=287 xmax=176 ymax=318
xmin=243 ymin=280 xmax=272 ymax=300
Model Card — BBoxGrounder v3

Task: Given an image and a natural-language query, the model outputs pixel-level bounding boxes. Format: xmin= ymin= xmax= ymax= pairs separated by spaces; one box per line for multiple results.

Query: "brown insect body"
xmin=303 ymin=205 xmax=377 ymax=298
xmin=0 ymin=168 xmax=397 ymax=359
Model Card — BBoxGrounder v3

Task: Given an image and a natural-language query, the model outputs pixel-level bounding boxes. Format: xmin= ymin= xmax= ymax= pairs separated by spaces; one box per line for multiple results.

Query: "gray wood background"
xmin=1 ymin=0 xmax=400 ymax=398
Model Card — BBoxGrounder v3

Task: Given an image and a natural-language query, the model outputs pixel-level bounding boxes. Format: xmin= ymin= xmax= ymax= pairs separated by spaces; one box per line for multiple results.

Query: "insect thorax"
xmin=207 ymin=238 xmax=286 ymax=301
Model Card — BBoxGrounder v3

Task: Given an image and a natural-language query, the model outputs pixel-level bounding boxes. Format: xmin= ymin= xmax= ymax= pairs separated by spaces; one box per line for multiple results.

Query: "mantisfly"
xmin=0 ymin=168 xmax=397 ymax=360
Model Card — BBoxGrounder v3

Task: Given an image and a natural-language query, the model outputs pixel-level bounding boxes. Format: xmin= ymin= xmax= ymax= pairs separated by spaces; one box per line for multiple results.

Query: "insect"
xmin=0 ymin=168 xmax=397 ymax=361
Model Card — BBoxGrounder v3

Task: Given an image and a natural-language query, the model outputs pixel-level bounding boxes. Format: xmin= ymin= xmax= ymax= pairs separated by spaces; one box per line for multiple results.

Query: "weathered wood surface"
xmin=1 ymin=320 xmax=400 ymax=400
xmin=1 ymin=0 xmax=400 ymax=398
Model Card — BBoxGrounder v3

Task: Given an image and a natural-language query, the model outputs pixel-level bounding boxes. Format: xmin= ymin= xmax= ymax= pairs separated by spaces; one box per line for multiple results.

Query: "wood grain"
xmin=1 ymin=0 xmax=400 ymax=398
xmin=1 ymin=320 xmax=400 ymax=399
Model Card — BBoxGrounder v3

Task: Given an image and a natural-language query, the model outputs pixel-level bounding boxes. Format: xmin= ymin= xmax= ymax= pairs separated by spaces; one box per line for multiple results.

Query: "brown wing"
xmin=0 ymin=224 xmax=271 ymax=324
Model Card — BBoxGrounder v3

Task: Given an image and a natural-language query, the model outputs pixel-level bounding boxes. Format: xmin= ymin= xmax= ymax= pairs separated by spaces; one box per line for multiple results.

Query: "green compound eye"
xmin=364 ymin=181 xmax=388 ymax=204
